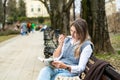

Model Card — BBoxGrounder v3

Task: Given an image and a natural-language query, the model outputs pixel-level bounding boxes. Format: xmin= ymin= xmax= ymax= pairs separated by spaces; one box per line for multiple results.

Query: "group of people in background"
xmin=21 ymin=22 xmax=36 ymax=35
xmin=16 ymin=21 xmax=36 ymax=35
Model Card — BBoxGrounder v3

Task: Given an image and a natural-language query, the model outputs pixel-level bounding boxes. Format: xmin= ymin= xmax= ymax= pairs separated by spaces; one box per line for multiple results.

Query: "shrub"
xmin=0 ymin=30 xmax=20 ymax=36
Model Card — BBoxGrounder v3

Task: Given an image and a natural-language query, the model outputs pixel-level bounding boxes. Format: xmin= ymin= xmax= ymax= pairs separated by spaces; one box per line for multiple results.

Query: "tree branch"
xmin=39 ymin=0 xmax=50 ymax=14
xmin=65 ymin=0 xmax=74 ymax=11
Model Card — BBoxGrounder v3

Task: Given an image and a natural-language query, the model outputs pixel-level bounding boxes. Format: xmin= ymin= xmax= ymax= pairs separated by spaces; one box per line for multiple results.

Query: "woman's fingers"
xmin=52 ymin=61 xmax=61 ymax=68
xmin=58 ymin=34 xmax=65 ymax=44
xmin=51 ymin=61 xmax=66 ymax=69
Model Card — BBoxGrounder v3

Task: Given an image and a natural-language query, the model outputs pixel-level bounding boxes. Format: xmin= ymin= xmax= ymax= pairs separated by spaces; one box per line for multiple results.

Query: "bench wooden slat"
xmin=82 ymin=56 xmax=120 ymax=80
xmin=104 ymin=66 xmax=120 ymax=80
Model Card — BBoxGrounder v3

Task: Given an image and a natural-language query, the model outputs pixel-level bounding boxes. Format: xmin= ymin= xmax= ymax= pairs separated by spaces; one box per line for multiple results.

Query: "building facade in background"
xmin=24 ymin=0 xmax=49 ymax=18
xmin=22 ymin=0 xmax=120 ymax=18
xmin=105 ymin=0 xmax=116 ymax=16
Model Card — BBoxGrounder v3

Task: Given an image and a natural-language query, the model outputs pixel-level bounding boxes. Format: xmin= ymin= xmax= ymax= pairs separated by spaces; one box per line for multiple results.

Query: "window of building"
xmin=31 ymin=8 xmax=34 ymax=12
xmin=38 ymin=8 xmax=40 ymax=12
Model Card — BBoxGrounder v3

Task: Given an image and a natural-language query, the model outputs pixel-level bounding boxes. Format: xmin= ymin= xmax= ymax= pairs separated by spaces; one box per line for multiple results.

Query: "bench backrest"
xmin=81 ymin=56 xmax=120 ymax=80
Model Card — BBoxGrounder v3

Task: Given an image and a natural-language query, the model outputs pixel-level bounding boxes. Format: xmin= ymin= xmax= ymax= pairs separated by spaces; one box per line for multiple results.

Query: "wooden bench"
xmin=43 ymin=28 xmax=55 ymax=46
xmin=43 ymin=28 xmax=58 ymax=58
xmin=43 ymin=30 xmax=120 ymax=80
xmin=80 ymin=55 xmax=120 ymax=80
xmin=55 ymin=55 xmax=120 ymax=80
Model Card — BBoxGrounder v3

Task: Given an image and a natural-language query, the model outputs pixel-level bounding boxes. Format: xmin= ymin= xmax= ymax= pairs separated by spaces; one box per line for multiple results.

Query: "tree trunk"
xmin=50 ymin=10 xmax=70 ymax=34
xmin=39 ymin=0 xmax=73 ymax=34
xmin=81 ymin=0 xmax=93 ymax=39
xmin=2 ymin=0 xmax=7 ymax=31
xmin=81 ymin=0 xmax=114 ymax=53
xmin=0 ymin=0 xmax=3 ymax=23
xmin=73 ymin=0 xmax=75 ymax=20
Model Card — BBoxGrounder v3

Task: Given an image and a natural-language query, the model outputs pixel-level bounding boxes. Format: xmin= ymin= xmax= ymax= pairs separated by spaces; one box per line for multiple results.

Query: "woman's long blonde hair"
xmin=70 ymin=18 xmax=90 ymax=58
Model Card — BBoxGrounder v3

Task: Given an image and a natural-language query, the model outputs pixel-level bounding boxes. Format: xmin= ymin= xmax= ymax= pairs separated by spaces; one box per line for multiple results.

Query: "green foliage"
xmin=16 ymin=16 xmax=50 ymax=25
xmin=110 ymin=33 xmax=120 ymax=50
xmin=118 ymin=50 xmax=120 ymax=55
xmin=17 ymin=0 xmax=26 ymax=17
xmin=7 ymin=0 xmax=26 ymax=22
xmin=0 ymin=0 xmax=3 ymax=22
xmin=17 ymin=16 xmax=27 ymax=22
xmin=42 ymin=19 xmax=51 ymax=27
xmin=38 ymin=17 xmax=50 ymax=24
xmin=7 ymin=0 xmax=18 ymax=22
xmin=38 ymin=17 xmax=44 ymax=23
xmin=7 ymin=17 xmax=14 ymax=24
xmin=0 ymin=30 xmax=20 ymax=36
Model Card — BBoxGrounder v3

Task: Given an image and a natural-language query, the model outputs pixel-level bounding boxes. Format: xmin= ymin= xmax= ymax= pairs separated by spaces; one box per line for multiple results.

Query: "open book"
xmin=38 ymin=57 xmax=55 ymax=68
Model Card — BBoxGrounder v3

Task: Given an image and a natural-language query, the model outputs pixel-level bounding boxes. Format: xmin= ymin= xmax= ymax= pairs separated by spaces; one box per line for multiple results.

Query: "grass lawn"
xmin=95 ymin=33 xmax=120 ymax=71
xmin=95 ymin=53 xmax=120 ymax=72
xmin=0 ymin=35 xmax=18 ymax=43
xmin=110 ymin=33 xmax=120 ymax=51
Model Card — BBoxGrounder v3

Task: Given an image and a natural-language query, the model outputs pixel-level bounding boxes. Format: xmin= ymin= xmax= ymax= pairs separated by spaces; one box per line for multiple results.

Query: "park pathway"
xmin=0 ymin=31 xmax=45 ymax=80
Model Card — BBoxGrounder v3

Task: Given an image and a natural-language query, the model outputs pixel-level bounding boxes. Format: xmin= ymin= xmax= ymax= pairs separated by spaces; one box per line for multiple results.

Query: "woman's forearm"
xmin=53 ymin=44 xmax=63 ymax=58
xmin=53 ymin=34 xmax=65 ymax=58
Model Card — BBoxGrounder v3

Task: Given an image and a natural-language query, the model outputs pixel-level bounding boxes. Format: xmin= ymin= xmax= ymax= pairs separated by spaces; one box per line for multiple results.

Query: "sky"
xmin=75 ymin=0 xmax=81 ymax=14
xmin=105 ymin=0 xmax=120 ymax=11
xmin=75 ymin=0 xmax=120 ymax=13
xmin=116 ymin=0 xmax=120 ymax=11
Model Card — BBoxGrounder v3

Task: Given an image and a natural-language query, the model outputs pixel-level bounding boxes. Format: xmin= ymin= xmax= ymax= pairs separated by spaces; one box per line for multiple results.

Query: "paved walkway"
xmin=0 ymin=31 xmax=45 ymax=80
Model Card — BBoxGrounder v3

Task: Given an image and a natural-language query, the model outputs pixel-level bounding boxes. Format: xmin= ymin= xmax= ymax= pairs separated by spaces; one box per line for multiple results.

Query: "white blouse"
xmin=70 ymin=45 xmax=93 ymax=74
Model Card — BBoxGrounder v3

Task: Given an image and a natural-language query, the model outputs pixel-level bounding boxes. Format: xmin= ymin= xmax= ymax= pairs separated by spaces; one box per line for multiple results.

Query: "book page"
xmin=38 ymin=57 xmax=54 ymax=68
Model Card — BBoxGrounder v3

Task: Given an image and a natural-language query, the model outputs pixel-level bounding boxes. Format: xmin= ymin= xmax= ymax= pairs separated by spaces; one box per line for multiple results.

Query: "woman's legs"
xmin=37 ymin=66 xmax=55 ymax=80
xmin=52 ymin=69 xmax=78 ymax=80
xmin=37 ymin=67 xmax=78 ymax=80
